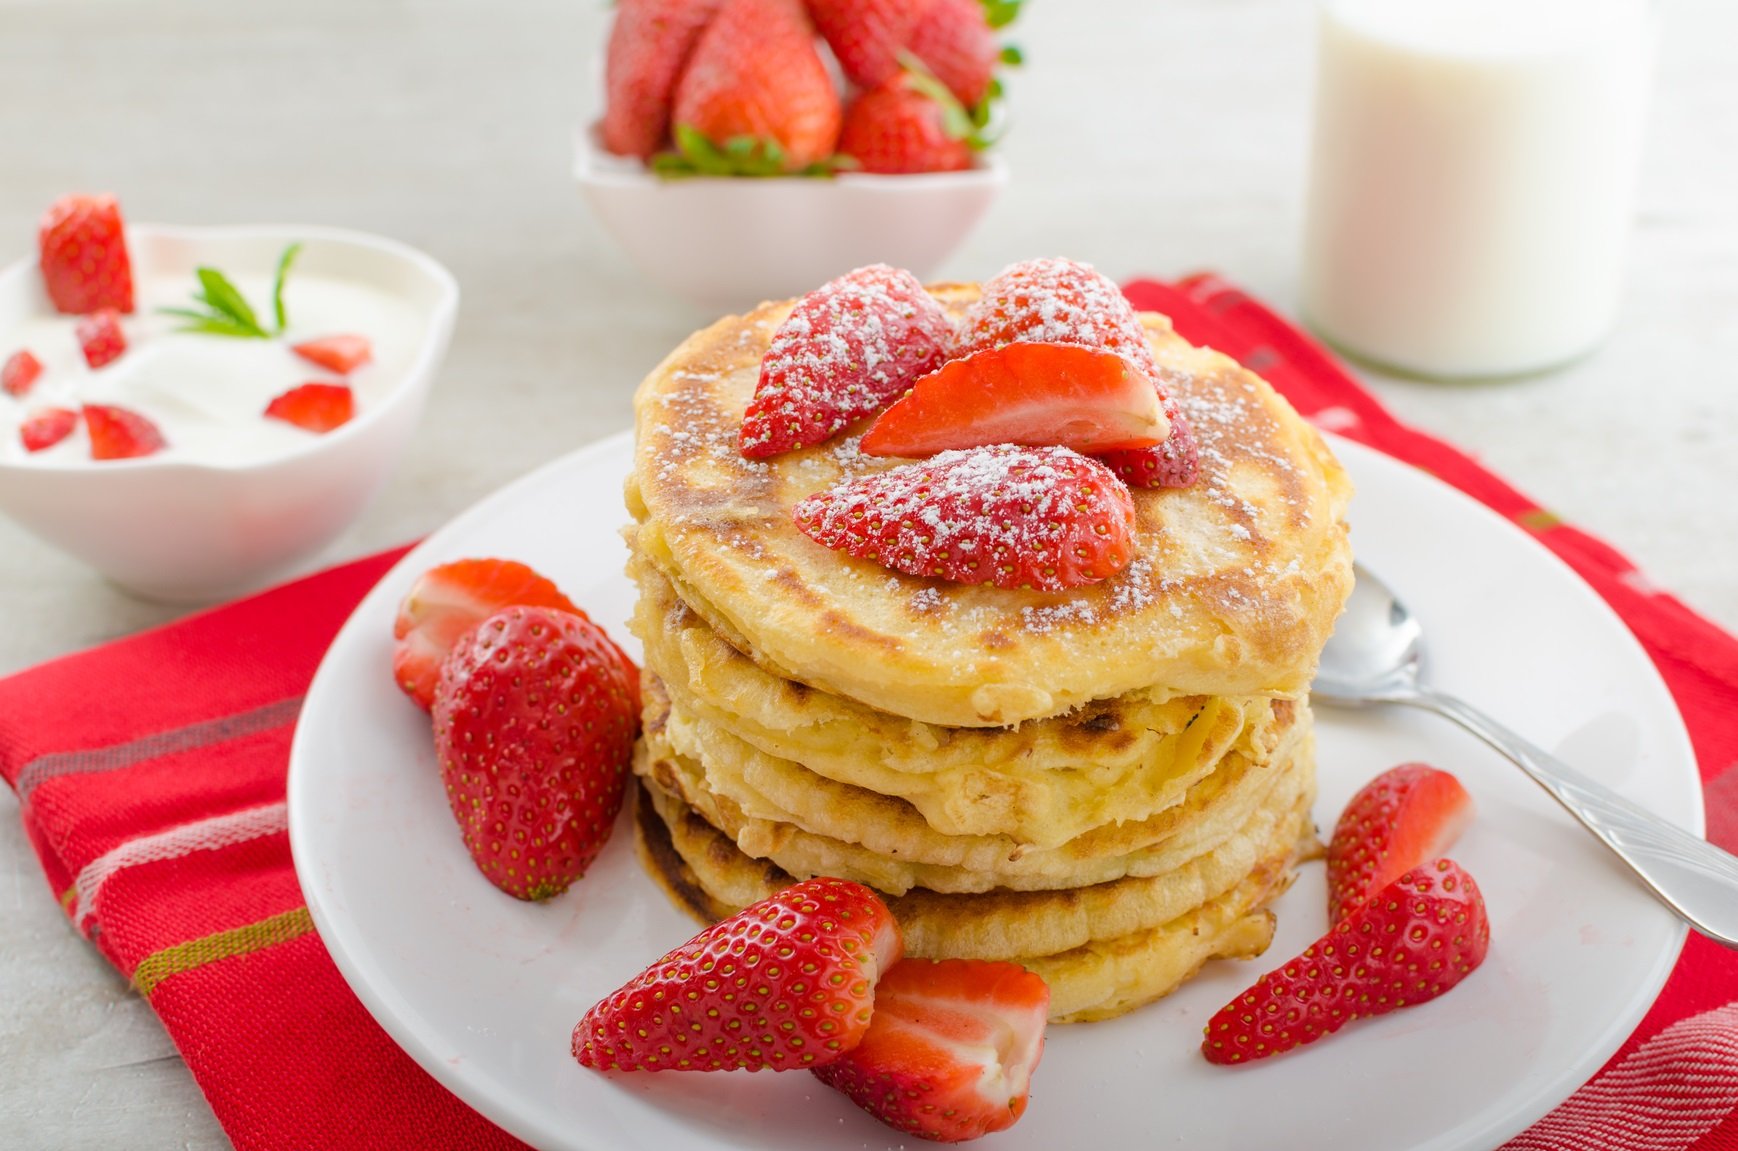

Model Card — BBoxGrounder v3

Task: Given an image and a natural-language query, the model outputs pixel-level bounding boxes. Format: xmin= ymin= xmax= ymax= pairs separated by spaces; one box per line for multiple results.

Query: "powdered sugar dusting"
xmin=738 ymin=265 xmax=951 ymax=458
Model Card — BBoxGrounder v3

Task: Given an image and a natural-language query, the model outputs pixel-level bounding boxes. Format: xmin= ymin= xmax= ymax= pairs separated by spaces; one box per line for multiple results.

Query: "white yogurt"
xmin=1300 ymin=0 xmax=1657 ymax=379
xmin=0 ymin=270 xmax=427 ymax=465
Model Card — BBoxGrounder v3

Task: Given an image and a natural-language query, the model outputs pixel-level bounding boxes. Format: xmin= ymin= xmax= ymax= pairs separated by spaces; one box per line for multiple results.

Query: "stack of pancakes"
xmin=622 ymin=285 xmax=1354 ymax=1023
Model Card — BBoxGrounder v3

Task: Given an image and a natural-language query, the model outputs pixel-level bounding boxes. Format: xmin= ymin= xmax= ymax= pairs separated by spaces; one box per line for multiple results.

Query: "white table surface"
xmin=2 ymin=2 xmax=1734 ymax=1148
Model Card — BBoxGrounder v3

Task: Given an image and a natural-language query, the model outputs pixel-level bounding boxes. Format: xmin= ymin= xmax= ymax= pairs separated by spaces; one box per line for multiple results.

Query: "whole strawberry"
xmin=39 ymin=194 xmax=135 ymax=315
xmin=601 ymin=0 xmax=726 ymax=158
xmin=904 ymin=0 xmax=999 ymax=107
xmin=672 ymin=0 xmax=841 ymax=172
xmin=740 ymin=264 xmax=952 ymax=458
xmin=573 ymin=877 xmax=903 ymax=1071
xmin=837 ymin=73 xmax=975 ymax=175
xmin=793 ymin=444 xmax=1137 ymax=592
xmin=433 ymin=606 xmax=639 ymax=901
xmin=1327 ymin=763 xmax=1473 ymax=922
xmin=1202 ymin=858 xmax=1491 ymax=1065
xmin=807 ymin=0 xmax=925 ymax=91
xmin=957 ymin=257 xmax=1199 ymax=488
xmin=813 ymin=957 xmax=1049 ymax=1143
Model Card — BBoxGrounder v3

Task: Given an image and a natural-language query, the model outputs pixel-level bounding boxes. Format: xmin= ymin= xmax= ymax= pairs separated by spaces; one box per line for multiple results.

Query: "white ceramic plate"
xmin=288 ymin=431 xmax=1699 ymax=1151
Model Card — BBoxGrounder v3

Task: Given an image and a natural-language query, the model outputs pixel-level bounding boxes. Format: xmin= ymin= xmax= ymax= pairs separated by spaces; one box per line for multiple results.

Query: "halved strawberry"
xmin=19 ymin=407 xmax=77 ymax=453
xmin=263 ymin=382 xmax=355 ymax=433
xmin=861 ymin=343 xmax=1167 ymax=458
xmin=1326 ymin=763 xmax=1474 ymax=922
xmin=793 ymin=444 xmax=1136 ymax=592
xmin=392 ymin=558 xmax=624 ymax=712
xmin=1202 ymin=858 xmax=1490 ymax=1065
xmin=601 ymin=0 xmax=725 ymax=157
xmin=740 ymin=264 xmax=952 ymax=459
xmin=434 ymin=606 xmax=640 ymax=900
xmin=39 ymin=194 xmax=135 ymax=315
xmin=82 ymin=404 xmax=165 ymax=460
xmin=956 ymin=257 xmax=1199 ymax=488
xmin=2 ymin=350 xmax=44 ymax=398
xmin=574 ymin=877 xmax=903 ymax=1071
xmin=290 ymin=334 xmax=372 ymax=375
xmin=672 ymin=0 xmax=841 ymax=172
xmin=813 ymin=957 xmax=1049 ymax=1143
xmin=76 ymin=309 xmax=127 ymax=369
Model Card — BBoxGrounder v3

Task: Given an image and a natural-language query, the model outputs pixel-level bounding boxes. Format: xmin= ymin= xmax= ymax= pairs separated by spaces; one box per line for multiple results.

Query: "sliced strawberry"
xmin=602 ymin=0 xmax=726 ymax=157
xmin=740 ymin=264 xmax=952 ymax=459
xmin=807 ymin=0 xmax=925 ymax=91
xmin=391 ymin=558 xmax=610 ymax=711
xmin=836 ymin=73 xmax=975 ymax=175
xmin=2 ymin=350 xmax=44 ymax=398
xmin=904 ymin=0 xmax=999 ymax=108
xmin=957 ymin=257 xmax=1200 ymax=488
xmin=861 ymin=343 xmax=1167 ymax=458
xmin=1202 ymin=858 xmax=1490 ymax=1065
xmin=263 ymin=382 xmax=355 ymax=434
xmin=573 ymin=877 xmax=903 ymax=1071
xmin=38 ymin=194 xmax=135 ymax=315
xmin=82 ymin=404 xmax=165 ymax=460
xmin=1327 ymin=763 xmax=1474 ymax=922
xmin=672 ymin=0 xmax=842 ymax=172
xmin=813 ymin=957 xmax=1049 ymax=1143
xmin=290 ymin=334 xmax=372 ymax=375
xmin=76 ymin=309 xmax=127 ymax=369
xmin=434 ymin=606 xmax=640 ymax=900
xmin=793 ymin=444 xmax=1136 ymax=592
xmin=19 ymin=407 xmax=77 ymax=453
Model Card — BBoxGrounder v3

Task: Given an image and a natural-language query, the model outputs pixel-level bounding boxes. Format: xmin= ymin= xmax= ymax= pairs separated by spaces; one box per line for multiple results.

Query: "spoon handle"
xmin=1404 ymin=685 xmax=1738 ymax=950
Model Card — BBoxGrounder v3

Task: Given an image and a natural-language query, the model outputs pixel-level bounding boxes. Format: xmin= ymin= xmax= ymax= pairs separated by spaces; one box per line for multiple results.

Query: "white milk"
xmin=1300 ymin=0 xmax=1657 ymax=378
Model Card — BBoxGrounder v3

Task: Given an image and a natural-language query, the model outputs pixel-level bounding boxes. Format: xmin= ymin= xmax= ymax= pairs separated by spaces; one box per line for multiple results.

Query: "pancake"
xmin=627 ymin=286 xmax=1353 ymax=727
xmin=635 ymin=713 xmax=1317 ymax=894
xmin=635 ymin=780 xmax=1305 ymax=1023
xmin=632 ymin=559 xmax=1291 ymax=845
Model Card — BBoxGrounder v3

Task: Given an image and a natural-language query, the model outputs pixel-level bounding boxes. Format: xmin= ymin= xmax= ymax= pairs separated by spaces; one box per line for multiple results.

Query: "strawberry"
xmin=837 ymin=73 xmax=975 ymax=175
xmin=793 ymin=444 xmax=1137 ymax=592
xmin=391 ymin=558 xmax=608 ymax=711
xmin=904 ymin=0 xmax=999 ymax=108
xmin=1202 ymin=858 xmax=1491 ymax=1065
xmin=38 ymin=194 xmax=135 ymax=315
xmin=740 ymin=264 xmax=952 ymax=458
xmin=573 ymin=877 xmax=903 ymax=1071
xmin=2 ymin=350 xmax=43 ymax=398
xmin=290 ymin=334 xmax=372 ymax=375
xmin=433 ymin=606 xmax=639 ymax=901
xmin=601 ymin=0 xmax=725 ymax=158
xmin=1327 ymin=763 xmax=1474 ymax=923
xmin=955 ymin=257 xmax=1199 ymax=488
xmin=263 ymin=382 xmax=355 ymax=433
xmin=672 ymin=0 xmax=842 ymax=172
xmin=82 ymin=404 xmax=165 ymax=460
xmin=812 ymin=957 xmax=1049 ymax=1143
xmin=807 ymin=0 xmax=925 ymax=91
xmin=76 ymin=309 xmax=127 ymax=369
xmin=860 ymin=343 xmax=1168 ymax=458
xmin=19 ymin=407 xmax=77 ymax=453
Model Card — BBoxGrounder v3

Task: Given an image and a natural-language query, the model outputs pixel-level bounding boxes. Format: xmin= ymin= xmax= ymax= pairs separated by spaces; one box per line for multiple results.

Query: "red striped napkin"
xmin=1 ymin=275 xmax=1734 ymax=1151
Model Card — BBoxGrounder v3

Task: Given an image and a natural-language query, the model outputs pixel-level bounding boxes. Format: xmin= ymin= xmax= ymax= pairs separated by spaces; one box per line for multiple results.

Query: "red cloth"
xmin=2 ymin=276 xmax=1734 ymax=1150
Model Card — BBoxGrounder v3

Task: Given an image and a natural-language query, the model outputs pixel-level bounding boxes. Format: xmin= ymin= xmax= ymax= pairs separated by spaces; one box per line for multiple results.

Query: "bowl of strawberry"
xmin=0 ymin=194 xmax=458 ymax=602
xmin=577 ymin=0 xmax=1017 ymax=310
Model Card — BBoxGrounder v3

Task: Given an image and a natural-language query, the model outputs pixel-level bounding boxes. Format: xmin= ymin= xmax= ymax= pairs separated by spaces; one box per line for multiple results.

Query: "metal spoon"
xmin=1313 ymin=563 xmax=1738 ymax=948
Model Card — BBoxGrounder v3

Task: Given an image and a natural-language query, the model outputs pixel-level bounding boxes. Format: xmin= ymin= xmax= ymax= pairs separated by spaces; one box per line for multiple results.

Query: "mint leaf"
xmin=194 ymin=268 xmax=267 ymax=337
xmin=272 ymin=242 xmax=301 ymax=334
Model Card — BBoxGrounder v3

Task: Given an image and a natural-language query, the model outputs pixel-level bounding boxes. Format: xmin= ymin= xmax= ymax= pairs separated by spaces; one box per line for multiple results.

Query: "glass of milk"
xmin=1300 ymin=0 xmax=1658 ymax=379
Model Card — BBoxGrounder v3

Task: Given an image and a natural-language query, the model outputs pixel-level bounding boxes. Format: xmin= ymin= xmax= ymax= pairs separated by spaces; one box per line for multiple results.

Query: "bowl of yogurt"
xmin=0 ymin=223 xmax=458 ymax=601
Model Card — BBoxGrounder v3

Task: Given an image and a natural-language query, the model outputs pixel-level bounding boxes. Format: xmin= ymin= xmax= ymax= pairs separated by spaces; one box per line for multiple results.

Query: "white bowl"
xmin=575 ymin=129 xmax=1006 ymax=311
xmin=0 ymin=224 xmax=458 ymax=603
